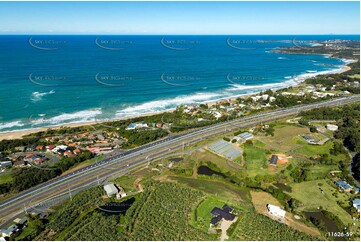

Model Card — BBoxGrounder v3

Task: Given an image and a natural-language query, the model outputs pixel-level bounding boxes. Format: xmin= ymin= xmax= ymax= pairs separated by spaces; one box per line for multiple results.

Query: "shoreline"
xmin=0 ymin=58 xmax=356 ymax=141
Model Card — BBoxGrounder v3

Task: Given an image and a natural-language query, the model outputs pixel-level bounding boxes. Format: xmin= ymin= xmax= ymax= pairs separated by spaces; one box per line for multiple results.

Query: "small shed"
xmin=14 ymin=217 xmax=28 ymax=225
xmin=269 ymin=155 xmax=278 ymax=165
xmin=103 ymin=184 xmax=119 ymax=196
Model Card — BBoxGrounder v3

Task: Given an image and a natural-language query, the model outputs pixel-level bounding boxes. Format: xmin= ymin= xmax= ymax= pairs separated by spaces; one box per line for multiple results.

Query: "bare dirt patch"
xmin=275 ymin=154 xmax=289 ymax=164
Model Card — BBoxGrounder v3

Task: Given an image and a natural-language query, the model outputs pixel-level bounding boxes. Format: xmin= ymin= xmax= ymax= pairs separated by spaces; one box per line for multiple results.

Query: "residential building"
xmin=15 ymin=146 xmax=26 ymax=152
xmin=73 ymin=149 xmax=81 ymax=155
xmin=210 ymin=204 xmax=236 ymax=226
xmin=28 ymin=144 xmax=37 ymax=151
xmin=12 ymin=160 xmax=26 ymax=167
xmin=125 ymin=123 xmax=148 ymax=130
xmin=353 ymin=199 xmax=360 ymax=212
xmin=87 ymin=147 xmax=112 ymax=154
xmin=0 ymin=161 xmax=12 ymax=169
xmin=46 ymin=145 xmax=55 ymax=151
xmin=63 ymin=151 xmax=74 ymax=157
xmin=335 ymin=180 xmax=353 ymax=192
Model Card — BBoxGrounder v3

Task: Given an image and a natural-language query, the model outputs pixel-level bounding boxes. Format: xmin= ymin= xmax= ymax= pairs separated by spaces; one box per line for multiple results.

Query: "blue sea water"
xmin=0 ymin=35 xmax=359 ymax=132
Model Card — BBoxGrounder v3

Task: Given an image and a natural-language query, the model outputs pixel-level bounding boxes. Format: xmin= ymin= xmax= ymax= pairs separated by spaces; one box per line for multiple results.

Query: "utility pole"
xmin=23 ymin=204 xmax=27 ymax=213
xmin=69 ymin=188 xmax=72 ymax=201
xmin=97 ymin=175 xmax=100 ymax=185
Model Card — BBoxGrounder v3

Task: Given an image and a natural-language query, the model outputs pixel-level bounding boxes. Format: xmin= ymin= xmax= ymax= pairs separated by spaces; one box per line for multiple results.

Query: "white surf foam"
xmin=0 ymin=120 xmax=25 ymax=130
xmin=115 ymin=92 xmax=221 ymax=118
xmin=29 ymin=109 xmax=102 ymax=126
xmin=31 ymin=90 xmax=55 ymax=102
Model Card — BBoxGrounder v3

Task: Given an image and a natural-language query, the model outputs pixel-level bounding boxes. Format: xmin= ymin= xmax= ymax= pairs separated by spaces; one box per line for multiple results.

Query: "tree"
xmin=352 ymin=153 xmax=360 ymax=181
xmin=309 ymin=126 xmax=317 ymax=133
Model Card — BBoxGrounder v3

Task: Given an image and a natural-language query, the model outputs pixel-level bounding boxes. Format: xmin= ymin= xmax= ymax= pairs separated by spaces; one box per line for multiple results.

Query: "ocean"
xmin=0 ymin=35 xmax=359 ymax=132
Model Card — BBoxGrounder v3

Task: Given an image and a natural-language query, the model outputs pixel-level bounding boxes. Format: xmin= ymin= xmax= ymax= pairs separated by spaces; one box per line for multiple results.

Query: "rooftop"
xmin=269 ymin=155 xmax=278 ymax=164
xmin=211 ymin=205 xmax=236 ymax=221
xmin=237 ymin=132 xmax=254 ymax=140
xmin=103 ymin=184 xmax=118 ymax=196
xmin=336 ymin=180 xmax=352 ymax=190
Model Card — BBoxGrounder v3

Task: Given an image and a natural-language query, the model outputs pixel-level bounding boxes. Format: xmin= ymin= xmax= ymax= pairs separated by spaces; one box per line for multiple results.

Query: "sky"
xmin=0 ymin=1 xmax=359 ymax=34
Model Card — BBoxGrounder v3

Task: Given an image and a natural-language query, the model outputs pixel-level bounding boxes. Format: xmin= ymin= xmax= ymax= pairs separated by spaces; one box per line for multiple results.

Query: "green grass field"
xmin=0 ymin=173 xmax=12 ymax=185
xmin=191 ymin=196 xmax=227 ymax=233
xmin=257 ymin=124 xmax=310 ymax=152
xmin=286 ymin=179 xmax=354 ymax=225
xmin=348 ymin=74 xmax=360 ymax=79
xmin=294 ymin=141 xmax=333 ymax=157
xmin=112 ymin=175 xmax=138 ymax=193
xmin=170 ymin=176 xmax=250 ymax=204
xmin=177 ymin=149 xmax=244 ymax=179
xmin=72 ymin=155 xmax=105 ymax=169
xmin=303 ymin=164 xmax=340 ymax=181
xmin=243 ymin=143 xmax=268 ymax=177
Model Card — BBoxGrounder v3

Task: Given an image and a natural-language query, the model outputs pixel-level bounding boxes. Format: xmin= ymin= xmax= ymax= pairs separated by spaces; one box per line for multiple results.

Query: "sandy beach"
xmin=0 ymin=110 xmax=176 ymax=141
xmin=0 ymin=61 xmax=355 ymax=141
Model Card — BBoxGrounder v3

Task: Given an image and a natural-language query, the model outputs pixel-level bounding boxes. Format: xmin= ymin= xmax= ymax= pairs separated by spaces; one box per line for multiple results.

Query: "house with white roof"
xmin=267 ymin=204 xmax=286 ymax=218
xmin=125 ymin=123 xmax=148 ymax=130
xmin=353 ymin=198 xmax=360 ymax=213
xmin=326 ymin=124 xmax=338 ymax=131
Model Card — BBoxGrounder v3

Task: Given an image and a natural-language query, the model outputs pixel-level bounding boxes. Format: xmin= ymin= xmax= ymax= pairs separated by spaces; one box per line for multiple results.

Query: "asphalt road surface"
xmin=0 ymin=95 xmax=359 ymax=226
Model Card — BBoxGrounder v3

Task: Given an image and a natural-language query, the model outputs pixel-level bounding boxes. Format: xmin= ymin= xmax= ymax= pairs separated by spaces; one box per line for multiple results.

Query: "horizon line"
xmin=0 ymin=33 xmax=360 ymax=36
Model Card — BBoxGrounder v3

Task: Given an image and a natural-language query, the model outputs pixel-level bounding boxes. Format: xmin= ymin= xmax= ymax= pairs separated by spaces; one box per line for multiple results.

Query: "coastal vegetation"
xmin=299 ymin=103 xmax=360 ymax=181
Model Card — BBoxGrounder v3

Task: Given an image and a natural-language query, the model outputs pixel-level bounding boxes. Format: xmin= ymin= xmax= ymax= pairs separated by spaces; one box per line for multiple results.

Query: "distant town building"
xmin=125 ymin=123 xmax=148 ymax=130
xmin=15 ymin=146 xmax=26 ymax=152
xmin=12 ymin=160 xmax=26 ymax=167
xmin=46 ymin=145 xmax=56 ymax=151
xmin=0 ymin=161 xmax=12 ymax=169
xmin=267 ymin=204 xmax=286 ymax=218
xmin=35 ymin=145 xmax=44 ymax=150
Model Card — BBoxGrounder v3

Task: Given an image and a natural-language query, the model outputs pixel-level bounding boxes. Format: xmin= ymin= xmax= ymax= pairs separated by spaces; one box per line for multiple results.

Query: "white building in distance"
xmin=326 ymin=124 xmax=338 ymax=131
xmin=267 ymin=204 xmax=286 ymax=218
